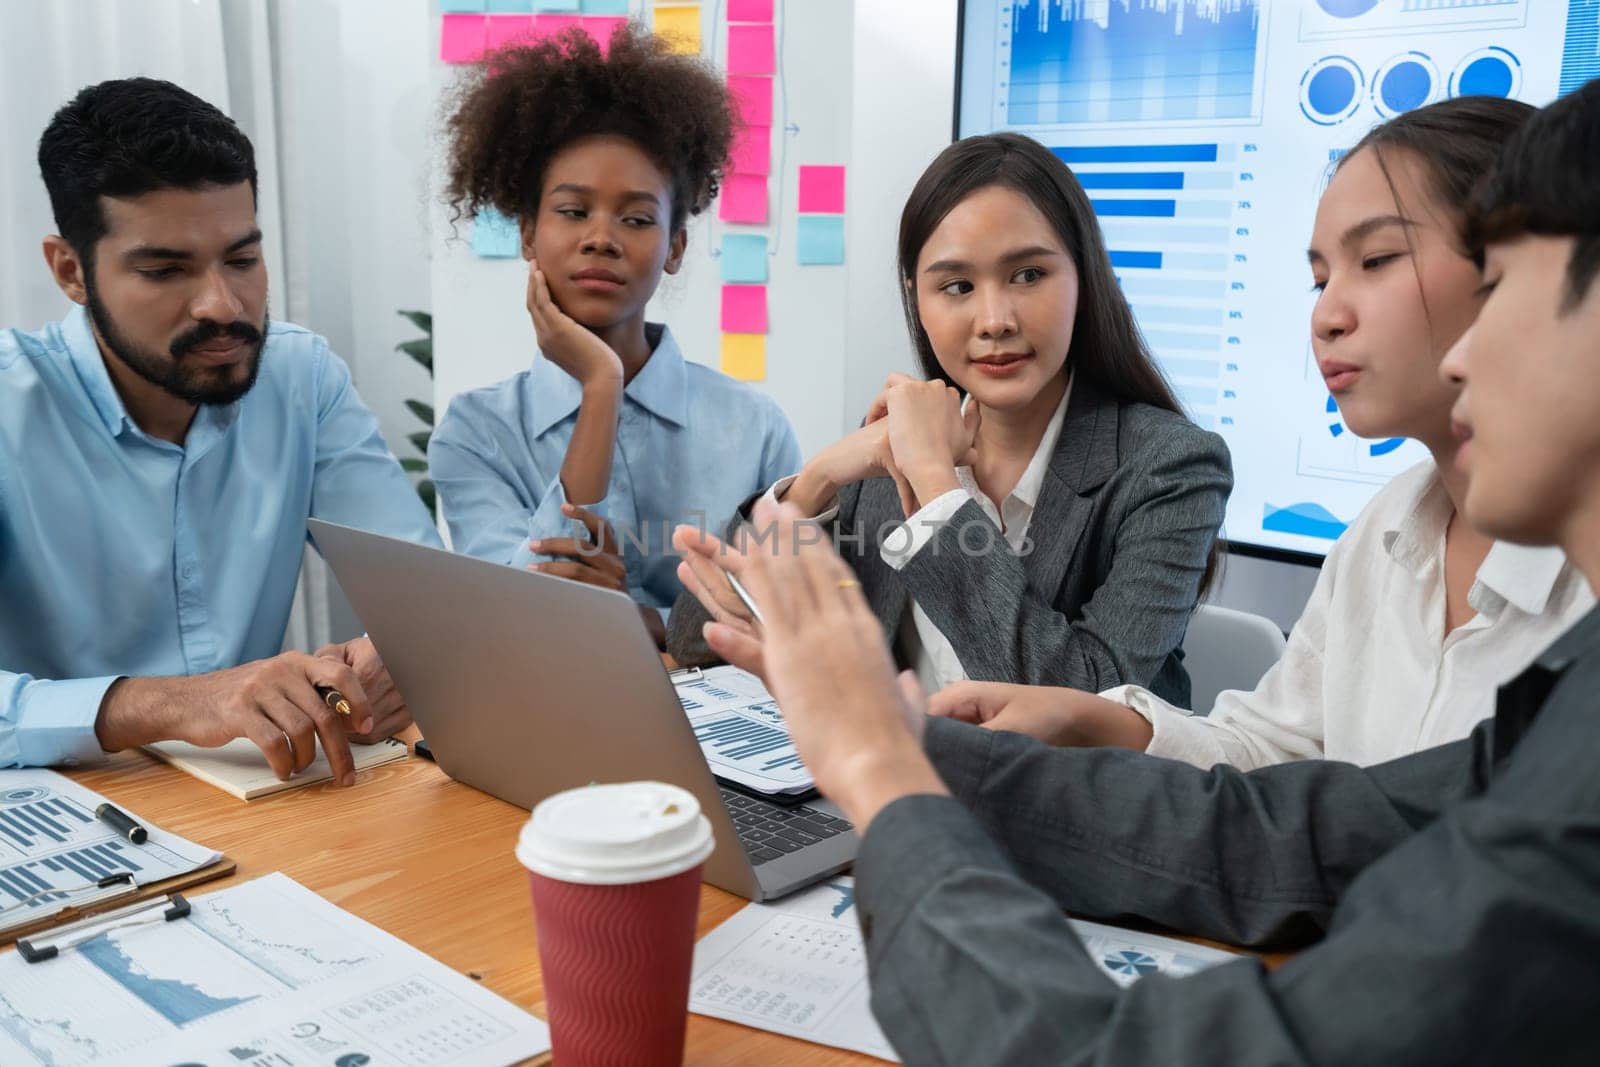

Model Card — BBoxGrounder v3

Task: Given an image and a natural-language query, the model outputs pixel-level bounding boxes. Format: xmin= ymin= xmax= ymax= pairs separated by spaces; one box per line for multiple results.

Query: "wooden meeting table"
xmin=59 ymin=738 xmax=1284 ymax=1066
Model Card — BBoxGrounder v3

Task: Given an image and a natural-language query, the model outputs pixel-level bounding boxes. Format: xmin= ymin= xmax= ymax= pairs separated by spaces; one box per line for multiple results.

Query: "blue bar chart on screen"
xmin=958 ymin=0 xmax=1591 ymax=556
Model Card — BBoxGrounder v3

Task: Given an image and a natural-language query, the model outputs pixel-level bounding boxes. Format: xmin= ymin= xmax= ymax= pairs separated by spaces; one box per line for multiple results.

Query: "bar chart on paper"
xmin=694 ymin=711 xmax=808 ymax=778
xmin=0 ymin=774 xmax=217 ymax=918
xmin=675 ymin=667 xmax=814 ymax=795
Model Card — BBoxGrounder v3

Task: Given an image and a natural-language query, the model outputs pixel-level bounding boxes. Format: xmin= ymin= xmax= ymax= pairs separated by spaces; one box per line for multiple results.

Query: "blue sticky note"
xmin=532 ymin=0 xmax=581 ymax=11
xmin=720 ymin=234 xmax=769 ymax=283
xmin=487 ymin=0 xmax=535 ymax=11
xmin=580 ymin=0 xmax=631 ymax=12
xmin=797 ymin=215 xmax=846 ymax=266
xmin=441 ymin=0 xmax=488 ymax=11
xmin=472 ymin=209 xmax=523 ymax=258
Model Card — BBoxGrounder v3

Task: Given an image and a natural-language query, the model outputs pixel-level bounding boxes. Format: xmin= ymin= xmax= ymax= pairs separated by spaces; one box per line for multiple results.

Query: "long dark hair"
xmin=896 ymin=132 xmax=1220 ymax=596
xmin=896 ymin=132 xmax=1184 ymax=414
xmin=1339 ymin=96 xmax=1535 ymax=254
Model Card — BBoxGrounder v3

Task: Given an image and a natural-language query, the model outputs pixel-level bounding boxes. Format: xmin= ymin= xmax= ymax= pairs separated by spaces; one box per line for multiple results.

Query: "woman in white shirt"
xmin=928 ymin=96 xmax=1594 ymax=769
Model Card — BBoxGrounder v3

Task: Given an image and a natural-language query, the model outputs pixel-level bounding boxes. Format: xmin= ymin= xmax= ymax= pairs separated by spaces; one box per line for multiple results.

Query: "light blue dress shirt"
xmin=429 ymin=324 xmax=802 ymax=616
xmin=0 ymin=306 xmax=441 ymax=768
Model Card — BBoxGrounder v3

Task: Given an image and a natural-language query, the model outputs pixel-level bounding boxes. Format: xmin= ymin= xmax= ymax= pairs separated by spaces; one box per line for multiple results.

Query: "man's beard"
xmin=85 ymin=277 xmax=267 ymax=407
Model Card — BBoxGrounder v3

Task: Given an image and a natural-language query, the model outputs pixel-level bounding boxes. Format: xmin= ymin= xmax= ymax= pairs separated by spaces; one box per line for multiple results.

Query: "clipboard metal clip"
xmin=18 ymin=892 xmax=192 ymax=964
xmin=0 ymin=871 xmax=135 ymax=920
xmin=669 ymin=666 xmax=705 ymax=685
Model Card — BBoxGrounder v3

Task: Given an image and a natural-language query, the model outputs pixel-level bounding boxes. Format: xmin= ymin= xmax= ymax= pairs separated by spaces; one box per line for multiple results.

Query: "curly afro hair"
xmin=442 ymin=21 xmax=734 ymax=233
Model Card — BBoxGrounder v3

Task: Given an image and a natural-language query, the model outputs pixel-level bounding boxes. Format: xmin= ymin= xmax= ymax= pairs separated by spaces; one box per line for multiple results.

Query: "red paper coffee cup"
xmin=516 ymin=782 xmax=714 ymax=1067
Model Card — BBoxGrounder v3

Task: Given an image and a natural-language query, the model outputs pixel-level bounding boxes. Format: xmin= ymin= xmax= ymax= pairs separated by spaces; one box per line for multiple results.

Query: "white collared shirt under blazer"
xmin=880 ymin=385 xmax=1072 ymax=694
xmin=766 ymin=384 xmax=1072 ymax=695
xmin=1103 ymin=460 xmax=1595 ymax=770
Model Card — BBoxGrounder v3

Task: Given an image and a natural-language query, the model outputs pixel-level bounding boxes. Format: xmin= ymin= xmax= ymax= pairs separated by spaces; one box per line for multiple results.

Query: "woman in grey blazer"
xmin=670 ymin=133 xmax=1231 ymax=707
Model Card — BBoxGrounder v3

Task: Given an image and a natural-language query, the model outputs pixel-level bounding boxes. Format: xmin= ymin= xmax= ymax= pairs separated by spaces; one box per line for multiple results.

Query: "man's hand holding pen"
xmin=314 ymin=635 xmax=412 ymax=744
xmin=92 ymin=651 xmax=377 ymax=786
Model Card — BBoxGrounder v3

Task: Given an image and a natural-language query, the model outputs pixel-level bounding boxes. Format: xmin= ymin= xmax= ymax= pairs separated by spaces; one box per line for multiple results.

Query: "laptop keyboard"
xmin=720 ymin=788 xmax=854 ymax=866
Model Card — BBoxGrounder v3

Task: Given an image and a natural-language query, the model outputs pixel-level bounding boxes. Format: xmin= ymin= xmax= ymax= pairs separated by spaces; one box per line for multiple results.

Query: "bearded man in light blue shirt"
xmin=0 ymin=78 xmax=441 ymax=783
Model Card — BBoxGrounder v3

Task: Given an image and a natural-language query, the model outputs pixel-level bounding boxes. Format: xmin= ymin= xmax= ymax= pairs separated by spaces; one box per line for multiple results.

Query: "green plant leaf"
xmin=418 ymin=478 xmax=437 ymax=518
xmin=405 ymin=400 xmax=435 ymax=426
xmin=408 ymin=430 xmax=432 ymax=455
xmin=396 ymin=338 xmax=433 ymax=374
xmin=396 ymin=309 xmax=433 ymax=334
xmin=399 ymin=457 xmax=428 ymax=473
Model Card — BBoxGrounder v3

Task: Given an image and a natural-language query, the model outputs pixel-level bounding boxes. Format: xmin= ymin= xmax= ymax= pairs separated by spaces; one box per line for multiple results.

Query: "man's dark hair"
xmin=1469 ymin=78 xmax=1600 ymax=310
xmin=37 ymin=77 xmax=257 ymax=263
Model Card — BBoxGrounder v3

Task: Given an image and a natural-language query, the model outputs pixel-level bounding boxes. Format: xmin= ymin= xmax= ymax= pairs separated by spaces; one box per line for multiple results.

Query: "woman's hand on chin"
xmin=526 ymin=256 xmax=624 ymax=390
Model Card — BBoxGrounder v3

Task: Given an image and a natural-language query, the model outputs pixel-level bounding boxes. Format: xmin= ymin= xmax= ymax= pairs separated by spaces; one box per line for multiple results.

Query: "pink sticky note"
xmin=728 ymin=0 xmax=775 ymax=21
xmin=583 ymin=15 xmax=627 ymax=53
xmin=729 ymin=127 xmax=771 ymax=176
xmin=718 ymin=174 xmax=768 ymax=223
xmin=798 ymin=165 xmax=847 ymax=213
xmin=721 ymin=285 xmax=769 ymax=334
xmin=486 ymin=14 xmax=535 ymax=50
xmin=532 ymin=14 xmax=583 ymax=40
xmin=440 ymin=15 xmax=488 ymax=62
xmin=727 ymin=24 xmax=775 ymax=74
xmin=727 ymin=75 xmax=773 ymax=127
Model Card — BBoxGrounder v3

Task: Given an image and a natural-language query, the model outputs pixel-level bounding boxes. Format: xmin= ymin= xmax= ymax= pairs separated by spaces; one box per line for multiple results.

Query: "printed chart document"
xmin=673 ymin=666 xmax=814 ymax=797
xmin=690 ymin=876 xmax=1240 ymax=1062
xmin=0 ymin=770 xmax=222 ymax=937
xmin=0 ymin=872 xmax=551 ymax=1067
xmin=1067 ymin=917 xmax=1239 ymax=986
xmin=690 ymin=877 xmax=894 ymax=1060
xmin=147 ymin=736 xmax=409 ymax=800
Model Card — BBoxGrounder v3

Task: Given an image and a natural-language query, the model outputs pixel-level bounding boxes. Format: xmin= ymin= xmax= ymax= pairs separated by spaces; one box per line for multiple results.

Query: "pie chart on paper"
xmin=1103 ymin=950 xmax=1161 ymax=978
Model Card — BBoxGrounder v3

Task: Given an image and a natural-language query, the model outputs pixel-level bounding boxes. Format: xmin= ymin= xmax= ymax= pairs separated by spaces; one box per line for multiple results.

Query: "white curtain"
xmin=0 ymin=0 xmax=436 ymax=653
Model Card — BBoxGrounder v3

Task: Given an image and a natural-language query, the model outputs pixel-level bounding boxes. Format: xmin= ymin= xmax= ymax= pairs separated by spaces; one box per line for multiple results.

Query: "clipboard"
xmin=0 ymin=854 xmax=237 ymax=947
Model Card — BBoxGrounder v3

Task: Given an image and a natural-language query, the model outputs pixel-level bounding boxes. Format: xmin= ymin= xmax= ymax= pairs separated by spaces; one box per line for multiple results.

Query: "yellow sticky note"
xmin=654 ymin=4 xmax=701 ymax=55
xmin=721 ymin=333 xmax=766 ymax=381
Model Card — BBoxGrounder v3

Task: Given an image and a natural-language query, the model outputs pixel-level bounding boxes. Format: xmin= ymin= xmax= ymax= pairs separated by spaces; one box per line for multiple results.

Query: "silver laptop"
xmin=308 ymin=519 xmax=856 ymax=901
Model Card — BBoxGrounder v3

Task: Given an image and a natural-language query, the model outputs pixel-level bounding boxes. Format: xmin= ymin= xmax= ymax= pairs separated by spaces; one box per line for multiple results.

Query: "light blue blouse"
xmin=429 ymin=325 xmax=802 ymax=615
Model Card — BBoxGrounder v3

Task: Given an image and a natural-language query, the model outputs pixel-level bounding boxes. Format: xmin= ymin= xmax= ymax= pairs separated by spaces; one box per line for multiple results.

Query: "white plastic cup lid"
xmin=515 ymin=781 xmax=715 ymax=885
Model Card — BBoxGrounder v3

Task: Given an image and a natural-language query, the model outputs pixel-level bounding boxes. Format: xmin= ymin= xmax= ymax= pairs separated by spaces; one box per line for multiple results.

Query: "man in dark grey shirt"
xmin=687 ymin=82 xmax=1600 ymax=1064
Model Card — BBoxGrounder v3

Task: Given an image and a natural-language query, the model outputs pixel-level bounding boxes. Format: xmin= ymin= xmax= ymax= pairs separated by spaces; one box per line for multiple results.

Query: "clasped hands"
xmin=786 ymin=374 xmax=981 ymax=521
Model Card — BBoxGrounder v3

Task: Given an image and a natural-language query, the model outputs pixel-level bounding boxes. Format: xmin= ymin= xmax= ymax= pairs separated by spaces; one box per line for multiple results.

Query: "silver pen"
xmin=724 ymin=571 xmax=766 ymax=626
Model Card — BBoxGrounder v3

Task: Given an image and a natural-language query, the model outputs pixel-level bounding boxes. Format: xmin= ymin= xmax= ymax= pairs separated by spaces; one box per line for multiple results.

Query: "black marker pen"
xmin=95 ymin=803 xmax=148 ymax=844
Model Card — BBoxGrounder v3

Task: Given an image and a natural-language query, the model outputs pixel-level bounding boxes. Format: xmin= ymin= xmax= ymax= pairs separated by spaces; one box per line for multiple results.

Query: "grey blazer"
xmin=852 ymin=606 xmax=1600 ymax=1065
xmin=667 ymin=378 xmax=1232 ymax=705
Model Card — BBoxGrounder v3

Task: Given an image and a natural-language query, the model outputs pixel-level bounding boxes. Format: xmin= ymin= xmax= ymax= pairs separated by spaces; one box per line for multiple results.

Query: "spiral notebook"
xmin=145 ymin=736 xmax=409 ymax=800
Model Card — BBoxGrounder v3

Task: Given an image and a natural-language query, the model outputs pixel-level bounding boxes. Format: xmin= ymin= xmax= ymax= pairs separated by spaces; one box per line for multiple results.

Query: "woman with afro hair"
xmin=429 ymin=23 xmax=801 ymax=647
